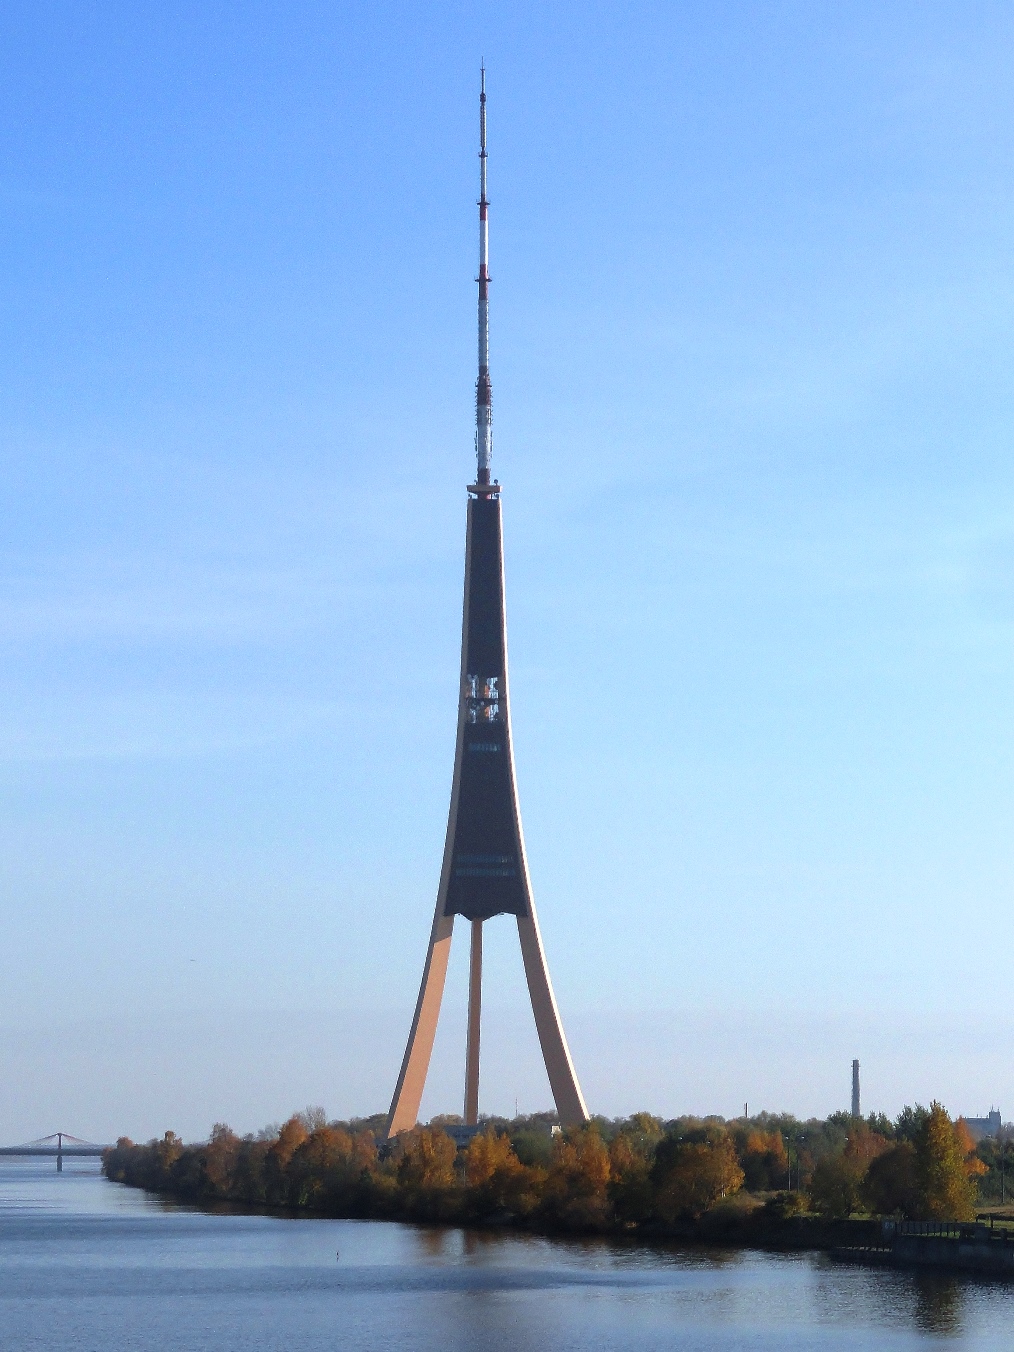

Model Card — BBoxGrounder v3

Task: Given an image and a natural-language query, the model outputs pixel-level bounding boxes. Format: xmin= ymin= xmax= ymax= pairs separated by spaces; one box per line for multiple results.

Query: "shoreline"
xmin=109 ymin=1176 xmax=1014 ymax=1279
xmin=106 ymin=1172 xmax=874 ymax=1252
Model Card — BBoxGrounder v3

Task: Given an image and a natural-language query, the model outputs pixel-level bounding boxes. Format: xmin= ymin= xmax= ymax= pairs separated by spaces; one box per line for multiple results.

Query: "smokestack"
xmin=851 ymin=1059 xmax=861 ymax=1118
xmin=475 ymin=67 xmax=492 ymax=486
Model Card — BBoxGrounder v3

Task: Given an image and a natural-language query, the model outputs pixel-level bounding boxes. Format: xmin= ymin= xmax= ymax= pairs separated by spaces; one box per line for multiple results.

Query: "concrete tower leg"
xmin=384 ymin=910 xmax=455 ymax=1137
xmin=517 ymin=910 xmax=588 ymax=1126
xmin=464 ymin=919 xmax=482 ymax=1124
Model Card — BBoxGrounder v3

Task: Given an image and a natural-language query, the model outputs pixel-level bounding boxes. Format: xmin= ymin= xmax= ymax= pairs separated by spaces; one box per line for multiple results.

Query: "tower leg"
xmin=385 ymin=910 xmax=455 ymax=1138
xmin=464 ymin=919 xmax=482 ymax=1124
xmin=517 ymin=911 xmax=589 ymax=1126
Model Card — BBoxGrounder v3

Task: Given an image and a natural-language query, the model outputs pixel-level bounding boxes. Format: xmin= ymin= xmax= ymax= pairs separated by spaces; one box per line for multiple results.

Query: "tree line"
xmin=101 ymin=1102 xmax=1010 ymax=1234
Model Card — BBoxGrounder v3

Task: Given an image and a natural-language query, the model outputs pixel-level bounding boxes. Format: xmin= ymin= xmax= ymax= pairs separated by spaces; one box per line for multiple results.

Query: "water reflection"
xmin=913 ymin=1273 xmax=964 ymax=1337
xmin=416 ymin=1225 xmax=454 ymax=1261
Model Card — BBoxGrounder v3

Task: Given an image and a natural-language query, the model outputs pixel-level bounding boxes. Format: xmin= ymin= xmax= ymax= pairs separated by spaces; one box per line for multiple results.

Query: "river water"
xmin=3 ymin=1159 xmax=1014 ymax=1350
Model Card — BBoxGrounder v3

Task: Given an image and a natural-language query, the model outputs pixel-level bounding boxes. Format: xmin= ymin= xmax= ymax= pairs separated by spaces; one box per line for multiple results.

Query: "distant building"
xmin=962 ymin=1109 xmax=1002 ymax=1143
xmin=852 ymin=1060 xmax=861 ymax=1118
xmin=443 ymin=1124 xmax=482 ymax=1151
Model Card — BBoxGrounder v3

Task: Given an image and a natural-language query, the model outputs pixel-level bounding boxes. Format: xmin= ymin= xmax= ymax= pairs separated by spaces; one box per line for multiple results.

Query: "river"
xmin=2 ymin=1158 xmax=1013 ymax=1349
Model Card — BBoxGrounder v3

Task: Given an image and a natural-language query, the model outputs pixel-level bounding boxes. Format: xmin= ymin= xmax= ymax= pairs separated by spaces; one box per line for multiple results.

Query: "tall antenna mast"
xmin=475 ymin=66 xmax=492 ymax=485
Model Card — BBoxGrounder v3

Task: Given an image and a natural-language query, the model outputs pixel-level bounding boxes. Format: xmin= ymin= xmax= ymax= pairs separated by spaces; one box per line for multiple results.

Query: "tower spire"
xmin=476 ymin=66 xmax=492 ymax=486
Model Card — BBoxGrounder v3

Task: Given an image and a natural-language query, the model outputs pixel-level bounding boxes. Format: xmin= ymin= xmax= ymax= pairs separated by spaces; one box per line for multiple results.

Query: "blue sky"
xmin=3 ymin=2 xmax=1014 ymax=1141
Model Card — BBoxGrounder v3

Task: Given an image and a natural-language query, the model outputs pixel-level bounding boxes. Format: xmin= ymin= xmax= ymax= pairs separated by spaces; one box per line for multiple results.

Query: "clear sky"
xmin=3 ymin=1 xmax=1014 ymax=1144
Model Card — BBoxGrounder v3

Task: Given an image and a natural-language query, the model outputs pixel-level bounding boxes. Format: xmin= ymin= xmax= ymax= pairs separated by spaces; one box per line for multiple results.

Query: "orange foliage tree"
xmin=541 ymin=1126 xmax=612 ymax=1229
xmin=395 ymin=1128 xmax=457 ymax=1195
xmin=652 ymin=1128 xmax=744 ymax=1221
xmin=288 ymin=1127 xmax=378 ymax=1208
xmin=738 ymin=1129 xmax=788 ymax=1192
xmin=463 ymin=1130 xmax=541 ymax=1217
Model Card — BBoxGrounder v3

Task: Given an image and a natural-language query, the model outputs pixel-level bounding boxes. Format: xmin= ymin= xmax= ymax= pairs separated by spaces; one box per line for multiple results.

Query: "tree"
xmin=862 ymin=1142 xmax=918 ymax=1217
xmin=913 ymin=1103 xmax=976 ymax=1221
xmin=738 ymin=1129 xmax=788 ymax=1192
xmin=808 ymin=1124 xmax=887 ymax=1218
xmin=204 ymin=1123 xmax=241 ymax=1197
xmin=270 ymin=1116 xmax=310 ymax=1170
xmin=894 ymin=1104 xmax=930 ymax=1143
xmin=298 ymin=1106 xmax=328 ymax=1132
xmin=262 ymin=1116 xmax=310 ymax=1203
xmin=652 ymin=1128 xmax=744 ymax=1222
xmin=395 ymin=1128 xmax=457 ymax=1192
xmin=954 ymin=1119 xmax=988 ymax=1187
xmin=155 ymin=1131 xmax=183 ymax=1175
xmin=608 ymin=1132 xmax=654 ymax=1224
xmin=288 ymin=1127 xmax=377 ymax=1207
xmin=464 ymin=1130 xmax=540 ymax=1217
xmin=541 ymin=1126 xmax=612 ymax=1229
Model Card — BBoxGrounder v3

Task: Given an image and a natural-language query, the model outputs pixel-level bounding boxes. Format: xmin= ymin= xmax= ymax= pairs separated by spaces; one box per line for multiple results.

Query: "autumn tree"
xmin=155 ymin=1131 xmax=183 ymax=1175
xmin=463 ymin=1130 xmax=516 ymax=1186
xmin=257 ymin=1116 xmax=309 ymax=1204
xmin=954 ymin=1119 xmax=988 ymax=1188
xmin=463 ymin=1130 xmax=540 ymax=1217
xmin=738 ymin=1129 xmax=788 ymax=1192
xmin=288 ymin=1127 xmax=378 ymax=1208
xmin=913 ymin=1103 xmax=977 ymax=1221
xmin=652 ymin=1127 xmax=744 ymax=1222
xmin=204 ymin=1123 xmax=242 ymax=1197
xmin=608 ymin=1115 xmax=662 ymax=1224
xmin=395 ymin=1128 xmax=457 ymax=1194
xmin=541 ymin=1126 xmax=612 ymax=1230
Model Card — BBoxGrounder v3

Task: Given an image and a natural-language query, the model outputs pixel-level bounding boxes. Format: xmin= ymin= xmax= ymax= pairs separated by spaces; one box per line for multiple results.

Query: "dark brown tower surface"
xmin=444 ymin=492 xmax=527 ymax=921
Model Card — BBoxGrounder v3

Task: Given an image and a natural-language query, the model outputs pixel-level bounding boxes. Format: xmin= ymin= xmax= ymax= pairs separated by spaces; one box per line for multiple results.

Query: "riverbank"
xmin=836 ymin=1220 xmax=1014 ymax=1278
xmin=102 ymin=1129 xmax=879 ymax=1252
xmin=102 ymin=1103 xmax=1008 ymax=1264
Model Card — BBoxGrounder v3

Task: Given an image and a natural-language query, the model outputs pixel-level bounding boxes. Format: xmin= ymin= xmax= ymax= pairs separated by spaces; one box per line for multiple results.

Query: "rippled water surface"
xmin=3 ymin=1160 xmax=1014 ymax=1350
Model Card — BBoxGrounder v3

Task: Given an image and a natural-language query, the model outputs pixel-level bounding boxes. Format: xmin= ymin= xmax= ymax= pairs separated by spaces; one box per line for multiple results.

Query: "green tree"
xmin=808 ymin=1124 xmax=887 ymax=1218
xmin=894 ymin=1104 xmax=930 ymax=1143
xmin=862 ymin=1142 xmax=918 ymax=1217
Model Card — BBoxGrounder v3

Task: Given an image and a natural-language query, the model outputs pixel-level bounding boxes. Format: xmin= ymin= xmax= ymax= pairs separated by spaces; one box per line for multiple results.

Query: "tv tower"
xmin=385 ymin=71 xmax=589 ymax=1136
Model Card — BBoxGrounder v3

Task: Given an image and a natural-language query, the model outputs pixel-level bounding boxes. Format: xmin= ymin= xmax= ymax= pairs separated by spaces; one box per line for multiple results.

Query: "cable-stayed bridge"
xmin=0 ymin=1133 xmax=111 ymax=1171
